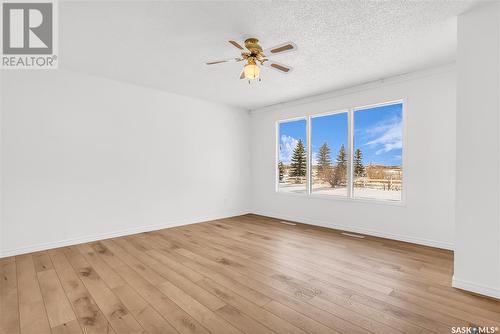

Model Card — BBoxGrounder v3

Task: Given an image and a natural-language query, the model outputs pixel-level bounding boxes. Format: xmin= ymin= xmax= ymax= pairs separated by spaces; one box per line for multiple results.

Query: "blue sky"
xmin=311 ymin=113 xmax=348 ymax=165
xmin=354 ymin=103 xmax=402 ymax=166
xmin=279 ymin=103 xmax=402 ymax=166
xmin=279 ymin=119 xmax=306 ymax=164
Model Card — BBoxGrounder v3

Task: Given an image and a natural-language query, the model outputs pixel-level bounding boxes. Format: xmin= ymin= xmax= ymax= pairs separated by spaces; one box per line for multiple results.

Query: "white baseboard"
xmin=0 ymin=210 xmax=249 ymax=258
xmin=252 ymin=210 xmax=454 ymax=250
xmin=452 ymin=276 xmax=500 ymax=300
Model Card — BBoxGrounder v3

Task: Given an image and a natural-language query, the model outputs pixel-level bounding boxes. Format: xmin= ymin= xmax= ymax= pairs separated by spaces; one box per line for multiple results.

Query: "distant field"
xmin=278 ymin=163 xmax=402 ymax=201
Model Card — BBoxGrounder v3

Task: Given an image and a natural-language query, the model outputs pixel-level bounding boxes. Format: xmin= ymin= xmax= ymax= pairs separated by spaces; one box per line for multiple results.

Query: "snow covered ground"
xmin=278 ymin=183 xmax=307 ymax=194
xmin=312 ymin=186 xmax=347 ymax=197
xmin=353 ymin=187 xmax=401 ymax=201
xmin=278 ymin=183 xmax=401 ymax=201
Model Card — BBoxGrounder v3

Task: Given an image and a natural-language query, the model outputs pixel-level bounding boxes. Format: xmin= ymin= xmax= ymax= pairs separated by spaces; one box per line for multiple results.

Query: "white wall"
xmin=250 ymin=65 xmax=457 ymax=249
xmin=0 ymin=70 xmax=250 ymax=257
xmin=453 ymin=2 xmax=500 ymax=299
xmin=0 ymin=71 xmax=3 ymax=256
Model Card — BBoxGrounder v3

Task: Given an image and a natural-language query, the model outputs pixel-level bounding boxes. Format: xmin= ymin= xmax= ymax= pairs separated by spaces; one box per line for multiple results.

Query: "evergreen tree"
xmin=316 ymin=142 xmax=332 ymax=178
xmin=336 ymin=144 xmax=347 ymax=166
xmin=333 ymin=144 xmax=347 ymax=186
xmin=290 ymin=139 xmax=307 ymax=179
xmin=278 ymin=161 xmax=285 ymax=182
xmin=353 ymin=148 xmax=365 ymax=177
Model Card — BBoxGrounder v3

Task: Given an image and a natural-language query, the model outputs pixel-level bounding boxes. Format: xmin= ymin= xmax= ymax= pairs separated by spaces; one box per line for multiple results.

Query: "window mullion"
xmin=306 ymin=116 xmax=312 ymax=195
xmin=347 ymin=109 xmax=354 ymax=199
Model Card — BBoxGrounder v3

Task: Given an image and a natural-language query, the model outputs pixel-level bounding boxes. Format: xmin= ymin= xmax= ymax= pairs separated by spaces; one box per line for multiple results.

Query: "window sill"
xmin=275 ymin=190 xmax=406 ymax=207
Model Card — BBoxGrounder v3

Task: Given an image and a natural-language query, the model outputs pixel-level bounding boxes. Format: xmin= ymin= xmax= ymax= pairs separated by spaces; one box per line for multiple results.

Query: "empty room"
xmin=1 ymin=0 xmax=500 ymax=333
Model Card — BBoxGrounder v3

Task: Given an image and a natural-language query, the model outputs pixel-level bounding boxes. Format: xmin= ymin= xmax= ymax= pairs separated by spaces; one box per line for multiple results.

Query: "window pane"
xmin=353 ymin=103 xmax=403 ymax=201
xmin=311 ymin=113 xmax=348 ymax=197
xmin=278 ymin=119 xmax=307 ymax=194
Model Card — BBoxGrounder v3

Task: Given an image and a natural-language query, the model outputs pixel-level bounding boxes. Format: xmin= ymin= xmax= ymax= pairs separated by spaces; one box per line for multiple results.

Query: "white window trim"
xmin=275 ymin=99 xmax=406 ymax=206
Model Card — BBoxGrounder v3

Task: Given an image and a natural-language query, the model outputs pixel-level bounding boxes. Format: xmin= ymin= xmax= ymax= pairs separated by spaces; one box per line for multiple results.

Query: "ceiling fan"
xmin=206 ymin=37 xmax=297 ymax=80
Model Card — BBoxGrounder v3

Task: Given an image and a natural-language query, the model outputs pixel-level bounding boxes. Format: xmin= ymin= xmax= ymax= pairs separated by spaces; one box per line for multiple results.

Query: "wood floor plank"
xmin=33 ymin=252 xmax=54 ymax=273
xmin=96 ymin=240 xmax=211 ymax=334
xmin=99 ymin=240 xmax=165 ymax=287
xmin=224 ymin=217 xmax=448 ymax=275
xmin=157 ymin=280 xmax=242 ymax=334
xmin=63 ymin=247 xmax=145 ymax=334
xmin=230 ymin=218 xmax=499 ymax=326
xmin=75 ymin=244 xmax=126 ymax=290
xmin=103 ymin=238 xmax=307 ymax=334
xmin=122 ymin=237 xmax=226 ymax=311
xmin=214 ymin=304 xmax=278 ymax=334
xmin=48 ymin=250 xmax=114 ymax=334
xmin=37 ymin=268 xmax=81 ymax=331
xmin=1 ymin=257 xmax=20 ymax=334
xmin=3 ymin=214 xmax=500 ymax=334
xmin=158 ymin=230 xmax=402 ymax=334
xmin=210 ymin=219 xmax=446 ymax=287
xmin=140 ymin=234 xmax=356 ymax=333
xmin=188 ymin=220 xmax=470 ymax=330
xmin=197 ymin=277 xmax=311 ymax=334
xmin=76 ymin=243 xmax=178 ymax=334
xmin=50 ymin=320 xmax=84 ymax=334
xmin=159 ymin=238 xmax=388 ymax=334
xmin=16 ymin=254 xmax=52 ymax=334
xmin=111 ymin=284 xmax=178 ymax=334
xmin=263 ymin=300 xmax=342 ymax=334
xmin=176 ymin=224 xmax=452 ymax=333
xmin=145 ymin=248 xmax=204 ymax=283
xmin=145 ymin=234 xmax=272 ymax=306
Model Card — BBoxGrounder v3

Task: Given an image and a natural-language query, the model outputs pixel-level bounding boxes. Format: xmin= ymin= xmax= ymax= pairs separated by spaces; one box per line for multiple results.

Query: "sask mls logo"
xmin=1 ymin=0 xmax=58 ymax=69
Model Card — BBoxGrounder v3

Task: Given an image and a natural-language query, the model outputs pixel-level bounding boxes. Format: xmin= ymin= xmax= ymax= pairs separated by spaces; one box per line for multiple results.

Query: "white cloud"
xmin=280 ymin=135 xmax=298 ymax=164
xmin=366 ymin=119 xmax=402 ymax=155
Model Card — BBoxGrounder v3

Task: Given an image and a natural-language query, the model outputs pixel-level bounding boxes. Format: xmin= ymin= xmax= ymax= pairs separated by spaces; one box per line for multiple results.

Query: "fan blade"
xmin=206 ymin=60 xmax=228 ymax=65
xmin=206 ymin=58 xmax=242 ymax=65
xmin=263 ymin=61 xmax=293 ymax=73
xmin=240 ymin=71 xmax=245 ymax=79
xmin=264 ymin=42 xmax=297 ymax=56
xmin=229 ymin=40 xmax=244 ymax=50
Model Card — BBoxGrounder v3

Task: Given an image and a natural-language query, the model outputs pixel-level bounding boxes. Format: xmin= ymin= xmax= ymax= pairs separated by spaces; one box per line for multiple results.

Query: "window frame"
xmin=275 ymin=99 xmax=406 ymax=205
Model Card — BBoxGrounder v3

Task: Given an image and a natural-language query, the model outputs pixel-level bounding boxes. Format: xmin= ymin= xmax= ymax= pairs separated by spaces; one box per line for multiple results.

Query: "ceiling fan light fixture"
xmin=206 ymin=37 xmax=296 ymax=80
xmin=244 ymin=63 xmax=260 ymax=79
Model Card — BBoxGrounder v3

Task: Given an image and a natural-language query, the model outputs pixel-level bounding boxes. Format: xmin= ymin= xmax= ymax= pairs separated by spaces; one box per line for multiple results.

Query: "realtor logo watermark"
xmin=451 ymin=326 xmax=499 ymax=334
xmin=1 ymin=0 xmax=58 ymax=69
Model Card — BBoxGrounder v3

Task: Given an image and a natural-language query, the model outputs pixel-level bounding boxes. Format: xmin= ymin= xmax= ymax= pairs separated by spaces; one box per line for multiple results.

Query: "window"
xmin=276 ymin=101 xmax=404 ymax=202
xmin=311 ymin=112 xmax=348 ymax=197
xmin=277 ymin=119 xmax=307 ymax=194
xmin=353 ymin=103 xmax=403 ymax=201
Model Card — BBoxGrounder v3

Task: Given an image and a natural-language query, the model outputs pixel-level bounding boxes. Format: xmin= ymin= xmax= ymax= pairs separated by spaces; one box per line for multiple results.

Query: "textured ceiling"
xmin=59 ymin=1 xmax=479 ymax=110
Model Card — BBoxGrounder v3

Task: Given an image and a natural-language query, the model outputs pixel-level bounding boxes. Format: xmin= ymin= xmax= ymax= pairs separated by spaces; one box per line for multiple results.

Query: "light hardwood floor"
xmin=1 ymin=214 xmax=500 ymax=334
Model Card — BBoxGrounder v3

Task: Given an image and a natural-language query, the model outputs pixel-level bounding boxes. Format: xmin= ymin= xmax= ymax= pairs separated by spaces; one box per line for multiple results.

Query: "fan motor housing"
xmin=244 ymin=38 xmax=263 ymax=55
